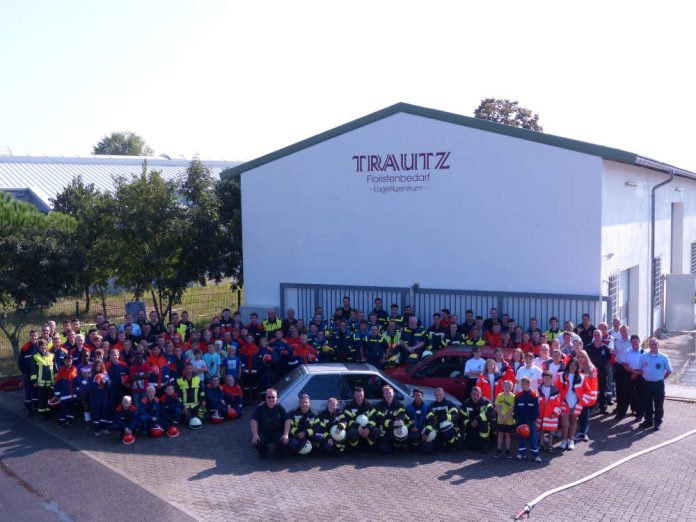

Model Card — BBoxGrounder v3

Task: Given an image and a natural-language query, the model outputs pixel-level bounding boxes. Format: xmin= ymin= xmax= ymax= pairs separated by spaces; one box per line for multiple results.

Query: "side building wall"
xmin=601 ymin=160 xmax=696 ymax=338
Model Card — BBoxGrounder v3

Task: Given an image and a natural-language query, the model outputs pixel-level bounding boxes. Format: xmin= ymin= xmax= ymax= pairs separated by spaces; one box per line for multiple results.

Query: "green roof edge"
xmin=219 ymin=102 xmax=683 ymax=179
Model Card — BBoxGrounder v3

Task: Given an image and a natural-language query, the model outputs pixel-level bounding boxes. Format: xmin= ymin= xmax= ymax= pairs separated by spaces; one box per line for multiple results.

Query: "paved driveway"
xmin=1 ymin=389 xmax=695 ymax=521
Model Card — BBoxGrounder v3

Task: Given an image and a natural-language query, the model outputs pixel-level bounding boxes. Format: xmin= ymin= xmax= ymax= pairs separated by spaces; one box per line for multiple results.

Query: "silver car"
xmin=272 ymin=362 xmax=462 ymax=412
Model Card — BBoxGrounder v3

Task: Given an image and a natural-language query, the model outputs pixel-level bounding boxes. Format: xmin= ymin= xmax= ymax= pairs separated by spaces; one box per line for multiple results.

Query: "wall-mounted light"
xmin=624 ymin=181 xmax=640 ymax=187
xmin=675 ymin=187 xmax=685 ymax=192
xmin=602 ymin=252 xmax=615 ymax=259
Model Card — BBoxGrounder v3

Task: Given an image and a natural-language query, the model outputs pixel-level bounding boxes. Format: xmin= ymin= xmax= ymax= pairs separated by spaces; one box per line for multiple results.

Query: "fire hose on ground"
xmin=513 ymin=428 xmax=696 ymax=520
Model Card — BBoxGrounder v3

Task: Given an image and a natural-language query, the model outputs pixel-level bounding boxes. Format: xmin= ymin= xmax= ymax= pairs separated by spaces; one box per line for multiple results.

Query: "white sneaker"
xmin=567 ymin=440 xmax=575 ymax=450
xmin=582 ymin=434 xmax=589 ymax=442
xmin=534 ymin=455 xmax=542 ymax=463
xmin=515 ymin=453 xmax=524 ymax=460
xmin=559 ymin=439 xmax=568 ymax=450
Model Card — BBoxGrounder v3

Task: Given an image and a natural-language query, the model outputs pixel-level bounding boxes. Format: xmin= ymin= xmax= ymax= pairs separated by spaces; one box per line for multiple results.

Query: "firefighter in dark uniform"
xmin=344 ymin=387 xmax=379 ymax=448
xmin=427 ymin=313 xmax=448 ymax=352
xmin=348 ymin=321 xmax=369 ymax=362
xmin=362 ymin=325 xmax=388 ymax=368
xmin=400 ymin=316 xmax=429 ymax=365
xmin=374 ymin=385 xmax=411 ymax=453
xmin=427 ymin=387 xmax=461 ymax=450
xmin=285 ymin=393 xmax=322 ymax=455
xmin=331 ymin=321 xmax=353 ymax=362
xmin=461 ymin=386 xmax=494 ymax=452
xmin=318 ymin=397 xmax=347 ymax=455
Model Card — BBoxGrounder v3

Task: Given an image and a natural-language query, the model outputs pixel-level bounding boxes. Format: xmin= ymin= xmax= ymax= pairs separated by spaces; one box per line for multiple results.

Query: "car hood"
xmin=401 ymin=383 xmax=461 ymax=407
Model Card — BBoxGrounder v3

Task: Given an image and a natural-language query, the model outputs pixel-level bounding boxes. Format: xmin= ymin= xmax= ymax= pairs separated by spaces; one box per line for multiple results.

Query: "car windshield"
xmin=274 ymin=366 xmax=306 ymax=396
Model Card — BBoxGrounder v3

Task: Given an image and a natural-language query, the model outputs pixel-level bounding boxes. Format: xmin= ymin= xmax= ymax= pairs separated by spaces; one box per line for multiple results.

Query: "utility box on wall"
xmin=665 ymin=274 xmax=696 ymax=331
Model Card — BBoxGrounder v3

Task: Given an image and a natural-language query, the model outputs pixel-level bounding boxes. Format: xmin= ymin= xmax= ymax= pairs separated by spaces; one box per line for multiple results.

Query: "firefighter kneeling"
xmin=286 ymin=393 xmax=322 ymax=455
xmin=406 ymin=388 xmax=437 ymax=453
xmin=318 ymin=397 xmax=347 ymax=455
xmin=427 ymin=387 xmax=461 ymax=450
xmin=461 ymin=386 xmax=493 ymax=452
xmin=344 ymin=387 xmax=380 ymax=448
xmin=374 ymin=385 xmax=412 ymax=453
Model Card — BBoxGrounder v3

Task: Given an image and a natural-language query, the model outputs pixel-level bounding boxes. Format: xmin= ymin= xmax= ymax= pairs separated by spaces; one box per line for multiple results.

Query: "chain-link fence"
xmin=0 ymin=285 xmax=243 ymax=377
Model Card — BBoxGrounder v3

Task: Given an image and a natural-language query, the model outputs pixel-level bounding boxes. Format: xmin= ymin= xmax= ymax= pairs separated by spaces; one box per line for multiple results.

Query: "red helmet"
xmin=226 ymin=409 xmax=239 ymax=420
xmin=47 ymin=396 xmax=61 ymax=409
xmin=167 ymin=426 xmax=180 ymax=438
xmin=308 ymin=353 xmax=317 ymax=363
xmin=122 ymin=433 xmax=136 ymax=445
xmin=262 ymin=354 xmax=273 ymax=365
xmin=517 ymin=424 xmax=531 ymax=438
xmin=94 ymin=373 xmax=107 ymax=388
xmin=150 ymin=425 xmax=165 ymax=438
xmin=211 ymin=413 xmax=225 ymax=424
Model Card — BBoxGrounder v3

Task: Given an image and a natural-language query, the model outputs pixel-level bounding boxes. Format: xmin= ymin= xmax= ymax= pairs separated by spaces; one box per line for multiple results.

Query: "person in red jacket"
xmin=537 ymin=372 xmax=561 ymax=452
xmin=556 ymin=359 xmax=585 ymax=450
xmin=504 ymin=349 xmax=524 ymax=384
xmin=129 ymin=353 xmax=149 ymax=405
xmin=576 ymin=349 xmax=598 ymax=442
xmin=476 ymin=359 xmax=503 ymax=404
xmin=239 ymin=334 xmax=260 ymax=399
xmin=146 ymin=344 xmax=167 ymax=370
xmin=294 ymin=334 xmax=318 ymax=365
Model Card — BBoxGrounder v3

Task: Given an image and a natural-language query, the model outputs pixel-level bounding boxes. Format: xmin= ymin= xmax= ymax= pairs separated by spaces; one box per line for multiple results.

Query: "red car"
xmin=385 ymin=345 xmax=513 ymax=401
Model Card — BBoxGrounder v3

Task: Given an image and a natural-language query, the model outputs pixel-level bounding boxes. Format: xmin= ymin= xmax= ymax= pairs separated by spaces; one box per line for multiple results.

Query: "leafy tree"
xmin=0 ymin=193 xmax=84 ymax=357
xmin=92 ymin=131 xmax=154 ymax=156
xmin=179 ymin=158 xmax=243 ymax=290
xmin=215 ymin=176 xmax=243 ymax=287
xmin=51 ymin=177 xmax=116 ymax=315
xmin=112 ymin=164 xmax=187 ymax=322
xmin=474 ymin=98 xmax=543 ymax=132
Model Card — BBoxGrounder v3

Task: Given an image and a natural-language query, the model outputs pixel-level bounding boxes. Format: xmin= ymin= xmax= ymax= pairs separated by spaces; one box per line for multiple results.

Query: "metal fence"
xmin=281 ymin=283 xmax=608 ymax=330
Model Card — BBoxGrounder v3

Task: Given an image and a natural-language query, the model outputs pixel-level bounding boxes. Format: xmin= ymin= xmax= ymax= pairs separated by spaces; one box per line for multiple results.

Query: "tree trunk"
xmin=84 ymin=286 xmax=91 ymax=315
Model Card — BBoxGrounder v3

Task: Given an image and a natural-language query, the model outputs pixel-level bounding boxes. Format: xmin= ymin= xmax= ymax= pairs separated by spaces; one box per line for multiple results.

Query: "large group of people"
xmin=16 ymin=297 xmax=673 ymax=459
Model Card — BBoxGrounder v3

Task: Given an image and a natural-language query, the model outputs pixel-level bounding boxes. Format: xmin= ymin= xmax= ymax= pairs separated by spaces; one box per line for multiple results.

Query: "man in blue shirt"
xmin=638 ymin=338 xmax=672 ymax=431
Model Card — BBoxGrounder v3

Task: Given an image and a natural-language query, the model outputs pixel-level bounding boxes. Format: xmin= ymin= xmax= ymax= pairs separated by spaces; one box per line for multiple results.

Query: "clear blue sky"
xmin=1 ymin=1 xmax=695 ymax=171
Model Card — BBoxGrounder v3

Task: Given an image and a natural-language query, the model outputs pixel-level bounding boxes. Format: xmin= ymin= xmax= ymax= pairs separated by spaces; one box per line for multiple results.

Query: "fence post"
xmin=75 ymin=301 xmax=80 ymax=319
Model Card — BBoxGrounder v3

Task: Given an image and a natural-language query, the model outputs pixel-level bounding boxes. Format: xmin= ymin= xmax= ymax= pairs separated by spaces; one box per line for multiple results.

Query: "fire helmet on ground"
xmin=355 ymin=414 xmax=369 ymax=428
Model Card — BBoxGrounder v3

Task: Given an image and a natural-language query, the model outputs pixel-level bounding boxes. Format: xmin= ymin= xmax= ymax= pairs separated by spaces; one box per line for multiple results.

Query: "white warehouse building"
xmin=221 ymin=103 xmax=696 ymax=339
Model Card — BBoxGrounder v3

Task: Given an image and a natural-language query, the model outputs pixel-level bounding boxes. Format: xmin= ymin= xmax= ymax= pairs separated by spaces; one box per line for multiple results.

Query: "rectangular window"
xmin=607 ymin=272 xmax=619 ymax=320
xmin=653 ymin=256 xmax=663 ymax=308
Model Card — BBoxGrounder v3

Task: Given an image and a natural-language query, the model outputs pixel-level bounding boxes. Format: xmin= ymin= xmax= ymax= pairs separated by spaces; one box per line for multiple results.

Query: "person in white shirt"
xmin=558 ymin=332 xmax=575 ymax=357
xmin=615 ymin=334 xmax=644 ymax=421
xmin=544 ymin=349 xmax=565 ymax=378
xmin=609 ymin=318 xmax=622 ymax=342
xmin=515 ymin=352 xmax=542 ymax=393
xmin=464 ymin=347 xmax=486 ymax=394
xmin=534 ymin=344 xmax=551 ymax=370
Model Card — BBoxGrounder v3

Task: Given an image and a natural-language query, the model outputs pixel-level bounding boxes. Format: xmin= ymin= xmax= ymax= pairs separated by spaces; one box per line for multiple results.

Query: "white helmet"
xmin=298 ymin=439 xmax=313 ymax=455
xmin=425 ymin=429 xmax=437 ymax=442
xmin=450 ymin=370 xmax=461 ymax=378
xmin=393 ymin=424 xmax=409 ymax=442
xmin=421 ymin=350 xmax=433 ymax=358
xmin=330 ymin=424 xmax=346 ymax=442
xmin=356 ymin=414 xmax=369 ymax=428
xmin=188 ymin=417 xmax=203 ymax=430
xmin=439 ymin=420 xmax=454 ymax=431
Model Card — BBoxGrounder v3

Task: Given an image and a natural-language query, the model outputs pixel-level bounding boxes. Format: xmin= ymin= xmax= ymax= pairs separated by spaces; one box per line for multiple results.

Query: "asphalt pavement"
xmin=0 ymin=406 xmax=195 ymax=522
